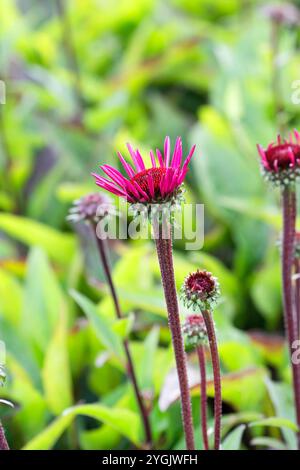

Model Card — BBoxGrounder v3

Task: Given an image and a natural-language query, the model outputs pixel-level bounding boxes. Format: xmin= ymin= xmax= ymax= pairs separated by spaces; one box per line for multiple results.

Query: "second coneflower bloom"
xmin=257 ymin=129 xmax=300 ymax=186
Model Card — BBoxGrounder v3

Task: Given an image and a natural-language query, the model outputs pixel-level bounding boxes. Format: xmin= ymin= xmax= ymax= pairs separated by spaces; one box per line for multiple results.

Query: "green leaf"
xmin=265 ymin=378 xmax=297 ymax=450
xmin=222 ymin=425 xmax=246 ymax=450
xmin=42 ymin=312 xmax=73 ymax=415
xmin=23 ymin=248 xmax=65 ymax=354
xmin=249 ymin=417 xmax=298 ymax=432
xmin=250 ymin=437 xmax=287 ymax=450
xmin=112 ymin=314 xmax=134 ymax=339
xmin=71 ymin=290 xmax=124 ymax=360
xmin=23 ymin=403 xmax=141 ymax=450
xmin=22 ymin=413 xmax=74 ymax=450
xmin=138 ymin=326 xmax=160 ymax=390
xmin=0 ymin=268 xmax=22 ymax=325
xmin=0 ymin=213 xmax=76 ymax=264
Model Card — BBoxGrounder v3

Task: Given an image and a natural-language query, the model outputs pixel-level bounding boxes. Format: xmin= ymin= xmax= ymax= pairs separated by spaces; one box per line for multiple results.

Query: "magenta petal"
xmin=257 ymin=144 xmax=270 ymax=169
xmin=171 ymin=137 xmax=182 ymax=169
xmin=101 ymin=165 xmax=129 ymax=188
xmin=169 ymin=168 xmax=180 ymax=192
xmin=93 ymin=174 xmax=128 ymax=197
xmin=164 ymin=136 xmax=171 ymax=167
xmin=294 ymin=129 xmax=300 ymax=144
xmin=164 ymin=167 xmax=173 ymax=194
xmin=132 ymin=181 xmax=150 ymax=201
xmin=156 ymin=149 xmax=164 ymax=167
xmin=288 ymin=147 xmax=295 ymax=166
xmin=181 ymin=144 xmax=196 ymax=173
xmin=150 ymin=150 xmax=156 ymax=168
xmin=126 ymin=143 xmax=145 ymax=172
xmin=118 ymin=152 xmax=135 ymax=178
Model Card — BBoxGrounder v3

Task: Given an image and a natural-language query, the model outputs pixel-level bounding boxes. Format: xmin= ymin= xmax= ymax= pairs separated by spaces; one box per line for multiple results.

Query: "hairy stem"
xmin=281 ymin=187 xmax=300 ymax=449
xmin=0 ymin=421 xmax=9 ymax=450
xmin=202 ymin=310 xmax=222 ymax=450
xmin=294 ymin=258 xmax=300 ymax=339
xmin=92 ymin=226 xmax=152 ymax=448
xmin=197 ymin=345 xmax=209 ymax=450
xmin=154 ymin=221 xmax=195 ymax=450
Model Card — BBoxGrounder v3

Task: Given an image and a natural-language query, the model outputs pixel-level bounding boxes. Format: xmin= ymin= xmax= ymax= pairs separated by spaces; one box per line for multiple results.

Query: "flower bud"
xmin=182 ymin=314 xmax=207 ymax=349
xmin=180 ymin=270 xmax=220 ymax=311
xmin=67 ymin=192 xmax=114 ymax=224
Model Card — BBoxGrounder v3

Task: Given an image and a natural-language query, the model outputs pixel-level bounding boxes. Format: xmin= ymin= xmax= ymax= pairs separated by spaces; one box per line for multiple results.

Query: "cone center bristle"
xmin=131 ymin=168 xmax=166 ymax=194
xmin=187 ymin=272 xmax=214 ymax=294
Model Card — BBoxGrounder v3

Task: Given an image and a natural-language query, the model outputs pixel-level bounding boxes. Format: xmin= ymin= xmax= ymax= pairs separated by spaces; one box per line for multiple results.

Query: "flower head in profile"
xmin=67 ymin=192 xmax=114 ymax=224
xmin=261 ymin=3 xmax=300 ymax=26
xmin=180 ymin=270 xmax=220 ymax=311
xmin=92 ymin=137 xmax=196 ymax=209
xmin=182 ymin=314 xmax=207 ymax=350
xmin=257 ymin=130 xmax=300 ymax=186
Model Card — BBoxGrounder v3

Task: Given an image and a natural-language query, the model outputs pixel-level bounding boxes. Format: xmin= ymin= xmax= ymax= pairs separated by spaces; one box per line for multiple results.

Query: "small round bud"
xmin=67 ymin=192 xmax=114 ymax=224
xmin=182 ymin=314 xmax=207 ymax=349
xmin=180 ymin=270 xmax=220 ymax=311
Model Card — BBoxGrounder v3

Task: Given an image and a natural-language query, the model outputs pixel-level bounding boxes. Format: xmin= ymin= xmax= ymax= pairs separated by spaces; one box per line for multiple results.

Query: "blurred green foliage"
xmin=0 ymin=0 xmax=300 ymax=450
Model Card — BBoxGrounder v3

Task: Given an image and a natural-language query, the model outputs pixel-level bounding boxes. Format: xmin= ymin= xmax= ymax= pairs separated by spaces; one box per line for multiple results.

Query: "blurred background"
xmin=0 ymin=0 xmax=300 ymax=450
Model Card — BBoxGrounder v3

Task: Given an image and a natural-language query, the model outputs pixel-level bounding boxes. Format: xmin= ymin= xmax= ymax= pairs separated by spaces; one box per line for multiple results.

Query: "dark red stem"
xmin=92 ymin=226 xmax=152 ymax=448
xmin=154 ymin=222 xmax=195 ymax=450
xmin=294 ymin=258 xmax=300 ymax=338
xmin=202 ymin=310 xmax=222 ymax=450
xmin=197 ymin=345 xmax=209 ymax=450
xmin=281 ymin=187 xmax=300 ymax=449
xmin=0 ymin=421 xmax=9 ymax=450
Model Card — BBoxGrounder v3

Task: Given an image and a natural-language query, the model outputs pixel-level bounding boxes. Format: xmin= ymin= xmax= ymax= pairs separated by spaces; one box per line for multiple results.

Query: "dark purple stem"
xmin=92 ymin=226 xmax=152 ymax=448
xmin=197 ymin=345 xmax=209 ymax=450
xmin=294 ymin=258 xmax=300 ymax=339
xmin=202 ymin=310 xmax=222 ymax=450
xmin=0 ymin=421 xmax=9 ymax=450
xmin=281 ymin=187 xmax=300 ymax=449
xmin=154 ymin=222 xmax=195 ymax=450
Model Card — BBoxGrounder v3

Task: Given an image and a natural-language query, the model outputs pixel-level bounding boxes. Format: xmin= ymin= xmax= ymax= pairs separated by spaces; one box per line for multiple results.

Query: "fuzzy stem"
xmin=197 ymin=345 xmax=209 ymax=450
xmin=281 ymin=187 xmax=300 ymax=449
xmin=0 ymin=421 xmax=9 ymax=450
xmin=294 ymin=258 xmax=300 ymax=338
xmin=202 ymin=310 xmax=222 ymax=450
xmin=92 ymin=227 xmax=152 ymax=448
xmin=154 ymin=222 xmax=195 ymax=450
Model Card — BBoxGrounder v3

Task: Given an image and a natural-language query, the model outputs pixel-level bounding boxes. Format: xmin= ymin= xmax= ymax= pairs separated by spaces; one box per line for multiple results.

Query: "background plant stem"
xmin=92 ymin=225 xmax=152 ymax=448
xmin=202 ymin=310 xmax=222 ymax=450
xmin=0 ymin=421 xmax=9 ymax=450
xmin=197 ymin=345 xmax=209 ymax=450
xmin=154 ymin=221 xmax=195 ymax=450
xmin=281 ymin=187 xmax=300 ymax=449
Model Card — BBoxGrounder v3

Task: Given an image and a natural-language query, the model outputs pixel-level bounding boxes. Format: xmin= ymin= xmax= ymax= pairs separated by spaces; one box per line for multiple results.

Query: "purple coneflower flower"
xmin=92 ymin=137 xmax=195 ymax=205
xmin=93 ymin=137 xmax=196 ymax=450
xmin=258 ymin=131 xmax=300 ymax=449
xmin=257 ymin=130 xmax=300 ymax=186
